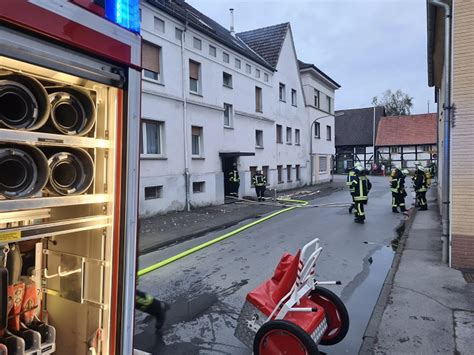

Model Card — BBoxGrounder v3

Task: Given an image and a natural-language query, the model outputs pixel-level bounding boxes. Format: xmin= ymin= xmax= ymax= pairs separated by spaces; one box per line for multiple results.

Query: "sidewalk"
xmin=360 ymin=189 xmax=474 ymax=354
xmin=139 ymin=180 xmax=344 ymax=255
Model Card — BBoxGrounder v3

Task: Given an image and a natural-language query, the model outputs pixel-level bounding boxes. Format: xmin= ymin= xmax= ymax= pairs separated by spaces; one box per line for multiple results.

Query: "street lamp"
xmin=310 ymin=112 xmax=344 ymax=185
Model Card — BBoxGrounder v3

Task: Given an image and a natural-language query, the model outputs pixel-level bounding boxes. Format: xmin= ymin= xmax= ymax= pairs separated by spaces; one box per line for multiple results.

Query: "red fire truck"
xmin=0 ymin=1 xmax=141 ymax=353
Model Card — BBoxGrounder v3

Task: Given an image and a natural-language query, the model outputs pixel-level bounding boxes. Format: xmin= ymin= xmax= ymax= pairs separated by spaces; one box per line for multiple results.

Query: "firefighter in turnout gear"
xmin=390 ymin=166 xmax=407 ymax=213
xmin=413 ymin=162 xmax=429 ymax=210
xmin=228 ymin=163 xmax=240 ymax=196
xmin=136 ymin=290 xmax=169 ymax=330
xmin=347 ymin=162 xmax=362 ymax=214
xmin=351 ymin=165 xmax=372 ymax=224
xmin=252 ymin=169 xmax=267 ymax=201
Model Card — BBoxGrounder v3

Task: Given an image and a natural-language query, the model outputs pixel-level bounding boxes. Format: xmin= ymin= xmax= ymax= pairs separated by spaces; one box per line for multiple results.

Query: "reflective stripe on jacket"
xmin=253 ymin=174 xmax=266 ymax=187
xmin=346 ymin=170 xmax=356 ymax=186
xmin=352 ymin=175 xmax=372 ymax=201
xmin=229 ymin=170 xmax=240 ymax=182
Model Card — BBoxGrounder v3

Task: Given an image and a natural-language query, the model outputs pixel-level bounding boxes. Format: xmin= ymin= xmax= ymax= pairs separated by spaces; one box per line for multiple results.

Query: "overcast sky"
xmin=187 ymin=0 xmax=434 ymax=114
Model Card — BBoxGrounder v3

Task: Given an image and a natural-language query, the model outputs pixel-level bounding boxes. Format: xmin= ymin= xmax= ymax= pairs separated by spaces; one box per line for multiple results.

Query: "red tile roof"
xmin=375 ymin=113 xmax=437 ymax=146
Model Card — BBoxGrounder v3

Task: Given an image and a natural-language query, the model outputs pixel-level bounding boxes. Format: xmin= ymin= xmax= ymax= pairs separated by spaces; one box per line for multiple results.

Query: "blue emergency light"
xmin=105 ymin=0 xmax=140 ymax=33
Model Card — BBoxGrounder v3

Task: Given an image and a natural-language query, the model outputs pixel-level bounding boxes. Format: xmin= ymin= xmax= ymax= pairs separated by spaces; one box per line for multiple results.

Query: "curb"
xmin=359 ymin=207 xmax=418 ymax=354
xmin=139 ymin=208 xmax=281 ymax=255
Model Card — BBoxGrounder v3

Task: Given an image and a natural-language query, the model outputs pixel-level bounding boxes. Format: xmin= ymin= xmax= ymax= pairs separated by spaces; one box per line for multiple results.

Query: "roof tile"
xmin=375 ymin=114 xmax=437 ymax=146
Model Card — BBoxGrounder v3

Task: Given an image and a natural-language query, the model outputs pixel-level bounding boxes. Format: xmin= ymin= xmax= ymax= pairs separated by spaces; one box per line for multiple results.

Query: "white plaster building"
xmin=299 ymin=60 xmax=340 ymax=183
xmin=139 ymin=0 xmax=340 ymax=217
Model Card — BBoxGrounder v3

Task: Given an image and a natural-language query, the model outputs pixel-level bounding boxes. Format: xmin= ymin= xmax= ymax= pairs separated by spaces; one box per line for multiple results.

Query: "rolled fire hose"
xmin=0 ymin=144 xmax=48 ymax=198
xmin=47 ymin=87 xmax=96 ymax=136
xmin=46 ymin=147 xmax=94 ymax=195
xmin=0 ymin=71 xmax=50 ymax=131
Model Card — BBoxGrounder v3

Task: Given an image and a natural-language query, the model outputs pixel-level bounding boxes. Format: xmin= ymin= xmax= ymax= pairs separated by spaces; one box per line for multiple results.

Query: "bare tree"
xmin=372 ymin=89 xmax=413 ymax=116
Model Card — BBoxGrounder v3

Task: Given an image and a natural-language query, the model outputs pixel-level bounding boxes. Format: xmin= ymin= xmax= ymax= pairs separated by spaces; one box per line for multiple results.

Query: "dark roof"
xmin=376 ymin=114 xmax=437 ymax=146
xmin=236 ymin=23 xmax=290 ymax=68
xmin=145 ymin=0 xmax=274 ymax=71
xmin=298 ymin=60 xmax=341 ymax=89
xmin=335 ymin=106 xmax=386 ymax=146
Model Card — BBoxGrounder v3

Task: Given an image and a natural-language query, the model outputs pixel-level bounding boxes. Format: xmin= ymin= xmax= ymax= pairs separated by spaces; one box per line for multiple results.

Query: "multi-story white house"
xmin=139 ymin=0 xmax=339 ymax=216
xmin=299 ymin=60 xmax=340 ymax=183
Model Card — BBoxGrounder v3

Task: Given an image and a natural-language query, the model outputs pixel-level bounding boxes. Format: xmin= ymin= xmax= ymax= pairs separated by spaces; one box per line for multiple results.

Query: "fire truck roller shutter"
xmin=45 ymin=147 xmax=94 ymax=195
xmin=0 ymin=143 xmax=48 ymax=198
xmin=0 ymin=71 xmax=50 ymax=131
xmin=47 ymin=87 xmax=96 ymax=136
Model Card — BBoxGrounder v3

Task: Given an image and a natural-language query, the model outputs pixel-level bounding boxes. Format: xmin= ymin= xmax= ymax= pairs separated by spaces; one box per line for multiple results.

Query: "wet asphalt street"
xmin=134 ymin=176 xmax=412 ymax=354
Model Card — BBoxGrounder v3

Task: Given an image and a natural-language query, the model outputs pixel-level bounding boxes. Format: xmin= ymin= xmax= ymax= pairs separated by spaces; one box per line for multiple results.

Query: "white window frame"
xmin=255 ymin=69 xmax=261 ymax=78
xmin=193 ymin=37 xmax=202 ymax=50
xmin=326 ymin=125 xmax=332 ymax=141
xmin=246 ymin=64 xmax=251 ymax=74
xmin=142 ymin=42 xmax=162 ymax=83
xmin=223 ymin=72 xmax=233 ymax=88
xmin=279 ymin=83 xmax=286 ymax=102
xmin=286 ymin=127 xmax=292 ymax=144
xmin=295 ymin=129 xmax=300 ymax=145
xmin=291 ymin=89 xmax=297 ymax=106
xmin=191 ymin=126 xmax=203 ymax=156
xmin=314 ymin=122 xmax=321 ymax=138
xmin=144 ymin=185 xmax=163 ymax=200
xmin=223 ymin=52 xmax=230 ymax=63
xmin=235 ymin=58 xmax=241 ymax=69
xmin=264 ymin=73 xmax=269 ymax=82
xmin=175 ymin=27 xmax=183 ymax=41
xmin=154 ymin=17 xmax=165 ymax=32
xmin=193 ymin=181 xmax=205 ymax=193
xmin=314 ymin=89 xmax=320 ymax=108
xmin=319 ymin=156 xmax=328 ymax=173
xmin=189 ymin=60 xmax=201 ymax=94
xmin=224 ymin=103 xmax=233 ymax=127
xmin=141 ymin=120 xmax=164 ymax=157
xmin=255 ymin=130 xmax=264 ymax=148
xmin=209 ymin=45 xmax=217 ymax=57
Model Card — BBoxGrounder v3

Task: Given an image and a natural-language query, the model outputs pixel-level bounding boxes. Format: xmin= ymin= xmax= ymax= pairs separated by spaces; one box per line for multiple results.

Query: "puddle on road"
xmin=320 ymin=246 xmax=395 ymax=354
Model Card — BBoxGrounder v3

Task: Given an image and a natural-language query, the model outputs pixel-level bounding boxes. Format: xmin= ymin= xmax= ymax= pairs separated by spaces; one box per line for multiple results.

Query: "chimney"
xmin=229 ymin=8 xmax=235 ymax=36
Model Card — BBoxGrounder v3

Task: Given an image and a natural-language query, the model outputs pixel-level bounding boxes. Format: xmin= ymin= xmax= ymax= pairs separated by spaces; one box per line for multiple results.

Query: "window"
xmin=246 ymin=64 xmax=251 ymax=74
xmin=224 ymin=103 xmax=233 ymax=127
xmin=276 ymin=124 xmax=283 ymax=143
xmin=314 ymin=122 xmax=320 ymax=138
xmin=193 ymin=181 xmax=205 ymax=193
xmin=264 ymin=73 xmax=269 ymax=82
xmin=255 ymin=86 xmax=262 ymax=112
xmin=145 ymin=185 xmax=162 ymax=200
xmin=193 ymin=37 xmax=202 ymax=50
xmin=291 ymin=89 xmax=297 ymax=106
xmin=154 ymin=17 xmax=165 ymax=32
xmin=295 ymin=129 xmax=300 ymax=145
xmin=277 ymin=165 xmax=283 ymax=183
xmin=326 ymin=125 xmax=332 ymax=141
xmin=255 ymin=130 xmax=263 ymax=148
xmin=191 ymin=126 xmax=202 ymax=156
xmin=319 ymin=156 xmax=328 ymax=173
xmin=314 ymin=89 xmax=320 ymax=108
xmin=223 ymin=52 xmax=230 ymax=63
xmin=287 ymin=165 xmax=292 ymax=181
xmin=142 ymin=42 xmax=161 ymax=81
xmin=250 ymin=166 xmax=257 ymax=185
xmin=422 ymin=145 xmax=431 ymax=152
xmin=327 ymin=96 xmax=332 ymax=113
xmin=279 ymin=83 xmax=286 ymax=102
xmin=175 ymin=27 xmax=183 ymax=40
xmin=296 ymin=165 xmax=300 ymax=180
xmin=391 ymin=147 xmax=400 ymax=153
xmin=189 ymin=60 xmax=200 ymax=93
xmin=142 ymin=121 xmax=163 ymax=155
xmin=255 ymin=69 xmax=261 ymax=78
xmin=235 ymin=58 xmax=241 ymax=69
xmin=209 ymin=45 xmax=217 ymax=57
xmin=223 ymin=72 xmax=233 ymax=88
xmin=355 ymin=146 xmax=365 ymax=154
xmin=286 ymin=127 xmax=292 ymax=144
xmin=262 ymin=166 xmax=269 ymax=184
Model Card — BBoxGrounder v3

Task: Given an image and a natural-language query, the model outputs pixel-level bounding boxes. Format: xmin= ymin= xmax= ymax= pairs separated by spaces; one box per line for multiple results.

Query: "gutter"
xmin=181 ymin=18 xmax=191 ymax=212
xmin=428 ymin=0 xmax=452 ymax=265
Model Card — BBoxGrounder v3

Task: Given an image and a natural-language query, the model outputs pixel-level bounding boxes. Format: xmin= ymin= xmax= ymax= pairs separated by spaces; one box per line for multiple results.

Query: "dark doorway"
xmin=222 ymin=156 xmax=238 ymax=196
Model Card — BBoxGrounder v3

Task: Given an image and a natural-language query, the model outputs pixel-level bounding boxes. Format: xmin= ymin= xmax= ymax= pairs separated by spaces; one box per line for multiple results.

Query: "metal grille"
xmin=462 ymin=272 xmax=474 ymax=283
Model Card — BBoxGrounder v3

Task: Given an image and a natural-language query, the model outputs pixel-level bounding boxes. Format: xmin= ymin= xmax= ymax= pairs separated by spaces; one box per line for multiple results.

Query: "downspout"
xmin=373 ymin=106 xmax=376 ymax=167
xmin=181 ymin=22 xmax=191 ymax=212
xmin=430 ymin=0 xmax=452 ymax=264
